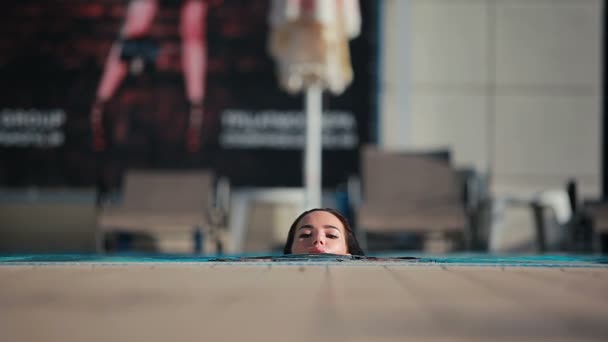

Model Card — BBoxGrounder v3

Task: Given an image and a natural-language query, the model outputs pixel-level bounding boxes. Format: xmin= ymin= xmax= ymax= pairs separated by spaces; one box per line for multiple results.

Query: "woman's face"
xmin=290 ymin=210 xmax=350 ymax=255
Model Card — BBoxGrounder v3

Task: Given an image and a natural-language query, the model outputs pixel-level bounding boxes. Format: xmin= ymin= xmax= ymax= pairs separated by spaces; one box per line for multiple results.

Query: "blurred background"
xmin=0 ymin=0 xmax=606 ymax=256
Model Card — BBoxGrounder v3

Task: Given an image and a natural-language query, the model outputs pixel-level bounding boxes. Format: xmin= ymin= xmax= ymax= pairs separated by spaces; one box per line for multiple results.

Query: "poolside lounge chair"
xmin=351 ymin=145 xmax=474 ymax=252
xmin=97 ymin=169 xmax=229 ymax=253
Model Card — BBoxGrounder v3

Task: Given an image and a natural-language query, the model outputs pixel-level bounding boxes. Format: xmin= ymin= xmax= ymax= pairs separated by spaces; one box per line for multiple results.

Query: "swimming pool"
xmin=1 ymin=253 xmax=606 ymax=268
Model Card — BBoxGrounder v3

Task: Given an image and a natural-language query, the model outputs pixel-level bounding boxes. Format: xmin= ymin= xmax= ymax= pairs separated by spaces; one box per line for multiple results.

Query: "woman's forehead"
xmin=298 ymin=211 xmax=344 ymax=228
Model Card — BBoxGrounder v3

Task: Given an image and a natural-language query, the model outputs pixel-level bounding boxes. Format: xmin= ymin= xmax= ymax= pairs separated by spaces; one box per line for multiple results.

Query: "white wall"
xmin=380 ymin=0 xmax=603 ymax=199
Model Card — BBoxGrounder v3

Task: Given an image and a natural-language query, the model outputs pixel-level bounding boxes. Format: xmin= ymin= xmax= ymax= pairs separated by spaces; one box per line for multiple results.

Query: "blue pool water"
xmin=1 ymin=253 xmax=607 ymax=268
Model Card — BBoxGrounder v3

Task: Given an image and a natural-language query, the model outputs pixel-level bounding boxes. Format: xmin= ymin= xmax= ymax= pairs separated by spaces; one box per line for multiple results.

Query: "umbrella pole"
xmin=305 ymin=83 xmax=323 ymax=209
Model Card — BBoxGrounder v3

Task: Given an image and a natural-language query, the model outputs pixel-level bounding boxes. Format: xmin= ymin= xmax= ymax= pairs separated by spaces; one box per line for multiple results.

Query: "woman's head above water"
xmin=283 ymin=208 xmax=364 ymax=256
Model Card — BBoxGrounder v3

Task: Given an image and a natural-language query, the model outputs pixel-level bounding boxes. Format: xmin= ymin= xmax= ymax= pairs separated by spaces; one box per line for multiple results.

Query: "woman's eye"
xmin=299 ymin=233 xmax=311 ymax=238
xmin=327 ymin=234 xmax=338 ymax=239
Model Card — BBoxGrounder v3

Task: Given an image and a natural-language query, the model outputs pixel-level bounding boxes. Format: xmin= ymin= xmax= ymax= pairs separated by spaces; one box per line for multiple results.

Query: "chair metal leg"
xmin=531 ymin=202 xmax=547 ymax=253
xmin=193 ymin=226 xmax=203 ymax=254
xmin=95 ymin=231 xmax=103 ymax=254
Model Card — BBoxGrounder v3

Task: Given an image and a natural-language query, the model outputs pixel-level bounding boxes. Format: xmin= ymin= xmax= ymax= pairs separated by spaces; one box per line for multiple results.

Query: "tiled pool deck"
xmin=1 ymin=254 xmax=607 ymax=341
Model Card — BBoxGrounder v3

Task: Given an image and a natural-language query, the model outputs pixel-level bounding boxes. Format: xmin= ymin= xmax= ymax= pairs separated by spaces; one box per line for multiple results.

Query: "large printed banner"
xmin=0 ymin=0 xmax=377 ymax=188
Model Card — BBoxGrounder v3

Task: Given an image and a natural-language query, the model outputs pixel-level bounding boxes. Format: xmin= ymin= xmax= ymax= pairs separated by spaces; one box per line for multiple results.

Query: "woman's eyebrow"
xmin=297 ymin=225 xmax=313 ymax=230
xmin=297 ymin=225 xmax=340 ymax=231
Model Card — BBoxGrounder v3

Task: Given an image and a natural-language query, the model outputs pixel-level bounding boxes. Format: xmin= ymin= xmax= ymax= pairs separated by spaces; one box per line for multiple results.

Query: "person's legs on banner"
xmin=91 ymin=0 xmax=159 ymax=151
xmin=180 ymin=0 xmax=209 ymax=153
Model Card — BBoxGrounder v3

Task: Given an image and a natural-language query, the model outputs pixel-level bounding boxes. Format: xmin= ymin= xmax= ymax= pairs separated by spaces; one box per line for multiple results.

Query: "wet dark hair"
xmin=283 ymin=208 xmax=365 ymax=255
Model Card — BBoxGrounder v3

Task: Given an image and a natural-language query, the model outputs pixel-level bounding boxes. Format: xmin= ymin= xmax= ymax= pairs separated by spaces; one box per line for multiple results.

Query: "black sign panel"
xmin=0 ymin=0 xmax=378 ymax=188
